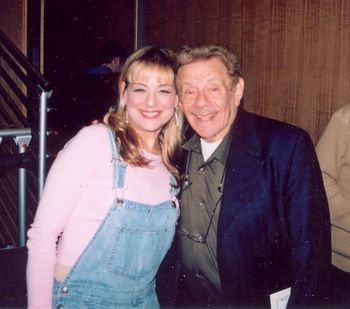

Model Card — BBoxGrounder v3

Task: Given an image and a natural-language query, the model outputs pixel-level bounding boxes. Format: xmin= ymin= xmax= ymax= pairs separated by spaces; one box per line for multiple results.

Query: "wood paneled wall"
xmin=0 ymin=0 xmax=27 ymax=53
xmin=143 ymin=0 xmax=350 ymax=144
xmin=0 ymin=0 xmax=27 ymax=122
xmin=2 ymin=0 xmax=350 ymax=143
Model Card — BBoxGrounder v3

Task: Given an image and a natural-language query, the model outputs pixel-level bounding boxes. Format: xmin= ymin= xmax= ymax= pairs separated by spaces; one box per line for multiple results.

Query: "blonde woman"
xmin=27 ymin=46 xmax=183 ymax=308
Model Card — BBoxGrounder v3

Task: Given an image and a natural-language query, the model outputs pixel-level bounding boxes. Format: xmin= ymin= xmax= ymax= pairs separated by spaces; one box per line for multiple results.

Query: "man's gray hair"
xmin=177 ymin=45 xmax=241 ymax=86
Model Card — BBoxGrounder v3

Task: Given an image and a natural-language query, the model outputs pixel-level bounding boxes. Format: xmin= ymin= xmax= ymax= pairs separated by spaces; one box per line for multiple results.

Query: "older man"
xmin=175 ymin=45 xmax=331 ymax=308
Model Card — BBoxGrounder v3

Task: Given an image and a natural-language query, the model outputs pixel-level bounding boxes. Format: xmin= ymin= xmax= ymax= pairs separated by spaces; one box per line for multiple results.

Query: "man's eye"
xmin=184 ymin=89 xmax=195 ymax=95
xmin=160 ymin=89 xmax=171 ymax=94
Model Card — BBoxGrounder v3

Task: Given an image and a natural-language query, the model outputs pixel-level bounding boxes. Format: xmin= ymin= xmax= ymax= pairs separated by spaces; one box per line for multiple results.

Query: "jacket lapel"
xmin=218 ymin=108 xmax=266 ymax=236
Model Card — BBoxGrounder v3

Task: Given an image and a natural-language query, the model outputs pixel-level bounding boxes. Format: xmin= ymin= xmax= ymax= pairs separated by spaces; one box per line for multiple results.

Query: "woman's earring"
xmin=125 ymin=112 xmax=129 ymax=124
xmin=175 ymin=110 xmax=179 ymax=127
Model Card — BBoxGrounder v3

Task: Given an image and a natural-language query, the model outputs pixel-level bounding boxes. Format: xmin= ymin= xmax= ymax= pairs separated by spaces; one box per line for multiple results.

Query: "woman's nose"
xmin=145 ymin=92 xmax=157 ymax=107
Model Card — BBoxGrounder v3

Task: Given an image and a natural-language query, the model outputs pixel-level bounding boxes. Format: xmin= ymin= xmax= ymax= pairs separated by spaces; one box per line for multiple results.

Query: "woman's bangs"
xmin=127 ymin=63 xmax=174 ymax=85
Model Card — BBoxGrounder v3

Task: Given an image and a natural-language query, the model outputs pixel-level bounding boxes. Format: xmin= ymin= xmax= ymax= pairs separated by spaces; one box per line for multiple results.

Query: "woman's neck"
xmin=139 ymin=136 xmax=161 ymax=155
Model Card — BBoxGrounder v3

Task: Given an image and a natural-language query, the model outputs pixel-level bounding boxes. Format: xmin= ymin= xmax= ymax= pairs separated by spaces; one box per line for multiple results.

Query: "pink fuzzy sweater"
xmin=26 ymin=124 xmax=176 ymax=308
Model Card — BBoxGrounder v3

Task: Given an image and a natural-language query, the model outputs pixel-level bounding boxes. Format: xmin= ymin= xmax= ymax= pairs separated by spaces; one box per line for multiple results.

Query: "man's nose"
xmin=194 ymin=91 xmax=207 ymax=107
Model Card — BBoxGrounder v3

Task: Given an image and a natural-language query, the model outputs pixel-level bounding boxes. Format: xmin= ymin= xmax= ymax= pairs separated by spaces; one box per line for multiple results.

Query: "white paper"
xmin=270 ymin=287 xmax=291 ymax=309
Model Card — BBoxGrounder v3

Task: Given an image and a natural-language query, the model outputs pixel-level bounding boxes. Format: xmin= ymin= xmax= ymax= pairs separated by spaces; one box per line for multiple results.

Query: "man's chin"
xmin=192 ymin=126 xmax=229 ymax=142
xmin=193 ymin=129 xmax=215 ymax=141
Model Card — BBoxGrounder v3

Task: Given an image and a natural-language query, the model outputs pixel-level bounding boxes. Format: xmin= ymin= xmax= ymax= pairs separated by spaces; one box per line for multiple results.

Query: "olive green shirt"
xmin=179 ymin=130 xmax=232 ymax=291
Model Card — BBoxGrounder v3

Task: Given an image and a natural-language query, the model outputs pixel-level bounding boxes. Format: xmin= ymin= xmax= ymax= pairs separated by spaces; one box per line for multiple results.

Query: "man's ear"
xmin=177 ymin=96 xmax=184 ymax=112
xmin=233 ymin=77 xmax=244 ymax=107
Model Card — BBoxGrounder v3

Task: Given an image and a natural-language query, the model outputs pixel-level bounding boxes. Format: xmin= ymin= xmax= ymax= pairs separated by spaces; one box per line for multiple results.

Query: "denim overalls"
xmin=52 ymin=129 xmax=179 ymax=308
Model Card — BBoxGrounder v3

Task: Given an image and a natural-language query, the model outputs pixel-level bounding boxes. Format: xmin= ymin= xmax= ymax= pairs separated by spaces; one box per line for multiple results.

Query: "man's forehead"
xmin=177 ymin=59 xmax=230 ymax=86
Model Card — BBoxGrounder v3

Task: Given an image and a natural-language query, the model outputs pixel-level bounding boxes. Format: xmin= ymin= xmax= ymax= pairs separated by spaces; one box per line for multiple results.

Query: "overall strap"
xmin=107 ymin=128 xmax=127 ymax=193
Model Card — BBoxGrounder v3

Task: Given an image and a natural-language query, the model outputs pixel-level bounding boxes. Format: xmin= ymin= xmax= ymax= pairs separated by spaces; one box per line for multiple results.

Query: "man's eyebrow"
xmin=179 ymin=82 xmax=194 ymax=87
xmin=207 ymin=77 xmax=222 ymax=83
xmin=180 ymin=78 xmax=221 ymax=87
xmin=159 ymin=83 xmax=175 ymax=87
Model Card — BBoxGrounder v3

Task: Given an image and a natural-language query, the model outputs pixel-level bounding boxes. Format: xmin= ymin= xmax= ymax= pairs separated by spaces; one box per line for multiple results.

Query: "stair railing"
xmin=0 ymin=29 xmax=52 ymax=245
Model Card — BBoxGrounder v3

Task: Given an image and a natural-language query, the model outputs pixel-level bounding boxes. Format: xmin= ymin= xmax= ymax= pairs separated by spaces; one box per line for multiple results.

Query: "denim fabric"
xmin=53 ymin=129 xmax=179 ymax=308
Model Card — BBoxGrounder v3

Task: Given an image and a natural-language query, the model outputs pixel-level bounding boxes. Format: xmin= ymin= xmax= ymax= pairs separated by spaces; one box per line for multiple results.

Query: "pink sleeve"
xmin=26 ymin=125 xmax=106 ymax=308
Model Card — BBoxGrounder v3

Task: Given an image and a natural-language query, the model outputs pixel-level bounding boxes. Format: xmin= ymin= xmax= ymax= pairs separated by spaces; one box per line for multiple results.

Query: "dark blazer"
xmin=217 ymin=108 xmax=331 ymax=307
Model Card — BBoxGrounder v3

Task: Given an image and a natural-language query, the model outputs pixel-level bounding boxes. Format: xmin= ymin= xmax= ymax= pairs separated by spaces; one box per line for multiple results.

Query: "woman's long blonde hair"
xmin=104 ymin=46 xmax=183 ymax=183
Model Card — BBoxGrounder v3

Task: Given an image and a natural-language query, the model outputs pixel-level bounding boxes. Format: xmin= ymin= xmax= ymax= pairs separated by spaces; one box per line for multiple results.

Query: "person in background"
xmin=52 ymin=40 xmax=129 ymax=151
xmin=86 ymin=40 xmax=128 ymax=77
xmin=26 ymin=46 xmax=183 ymax=308
xmin=316 ymin=103 xmax=350 ymax=308
xmin=175 ymin=45 xmax=331 ymax=308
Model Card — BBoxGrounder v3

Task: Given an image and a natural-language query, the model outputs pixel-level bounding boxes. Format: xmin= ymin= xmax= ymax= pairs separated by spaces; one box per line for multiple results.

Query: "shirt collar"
xmin=183 ymin=125 xmax=234 ymax=165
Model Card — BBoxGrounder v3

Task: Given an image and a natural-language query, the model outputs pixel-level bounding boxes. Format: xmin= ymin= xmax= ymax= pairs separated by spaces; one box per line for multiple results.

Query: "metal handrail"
xmin=0 ymin=29 xmax=53 ymax=198
xmin=0 ymin=29 xmax=53 ymax=247
xmin=0 ymin=128 xmax=31 ymax=138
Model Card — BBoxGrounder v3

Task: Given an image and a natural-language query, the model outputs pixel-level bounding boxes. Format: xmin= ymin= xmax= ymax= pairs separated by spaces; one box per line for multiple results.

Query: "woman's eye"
xmin=133 ymin=88 xmax=146 ymax=92
xmin=160 ymin=89 xmax=171 ymax=94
